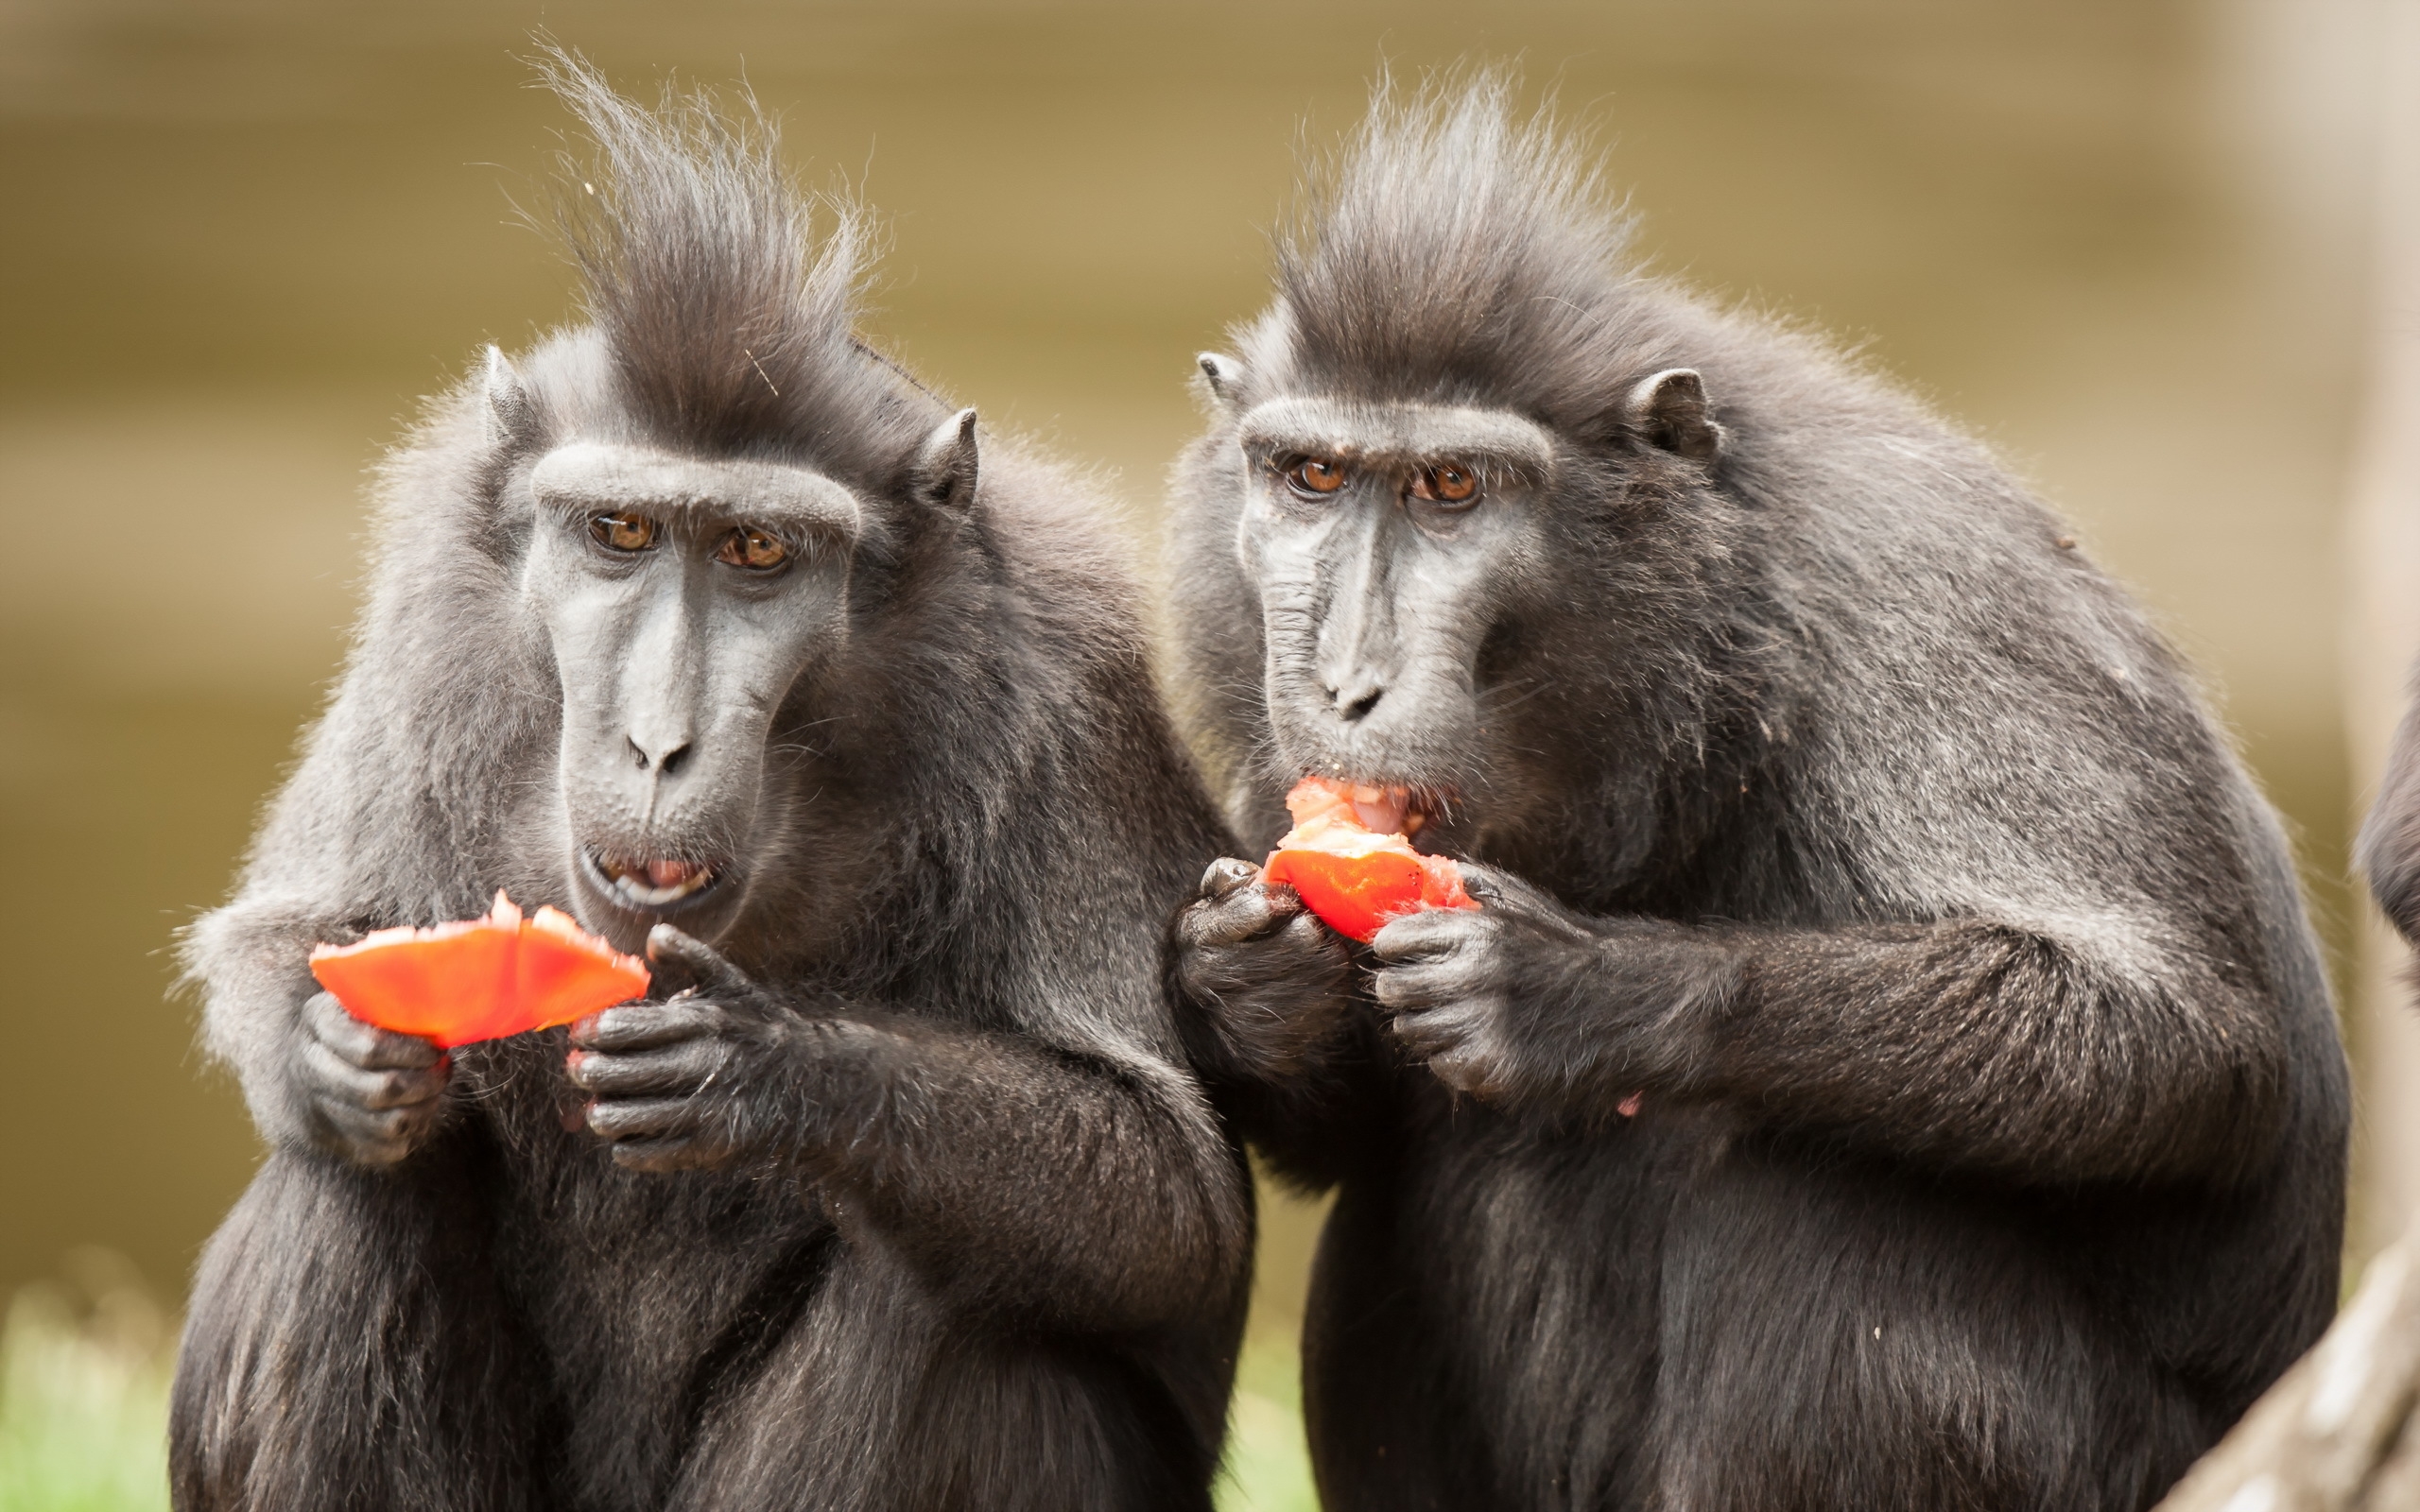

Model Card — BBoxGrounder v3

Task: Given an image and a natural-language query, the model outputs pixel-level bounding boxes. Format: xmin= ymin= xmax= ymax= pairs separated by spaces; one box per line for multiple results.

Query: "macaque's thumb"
xmin=646 ymin=924 xmax=751 ymax=997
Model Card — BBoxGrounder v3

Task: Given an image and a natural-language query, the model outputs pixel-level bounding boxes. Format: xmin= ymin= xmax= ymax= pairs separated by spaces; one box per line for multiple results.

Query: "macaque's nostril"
xmin=627 ymin=735 xmax=694 ymax=776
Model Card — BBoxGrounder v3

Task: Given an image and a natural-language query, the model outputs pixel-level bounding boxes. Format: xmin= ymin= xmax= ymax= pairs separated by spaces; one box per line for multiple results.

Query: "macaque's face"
xmin=1234 ymin=396 xmax=1559 ymax=845
xmin=523 ymin=442 xmax=862 ymax=952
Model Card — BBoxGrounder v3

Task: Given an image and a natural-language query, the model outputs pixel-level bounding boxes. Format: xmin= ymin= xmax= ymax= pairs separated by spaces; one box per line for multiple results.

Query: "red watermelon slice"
xmin=308 ymin=891 xmax=650 ymax=1048
xmin=1262 ymin=776 xmax=1478 ymax=943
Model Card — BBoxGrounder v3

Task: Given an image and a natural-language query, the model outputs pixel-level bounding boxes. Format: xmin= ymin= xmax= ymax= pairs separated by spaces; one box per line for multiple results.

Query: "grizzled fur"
xmin=1167 ymin=79 xmax=2347 ymax=1511
xmin=2360 ymin=695 xmax=2420 ymax=941
xmin=172 ymin=64 xmax=1246 ymax=1512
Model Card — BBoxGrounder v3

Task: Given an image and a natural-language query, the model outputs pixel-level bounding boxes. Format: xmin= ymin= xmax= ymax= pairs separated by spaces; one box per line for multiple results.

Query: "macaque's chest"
xmin=473 ymin=1076 xmax=842 ymax=1509
xmin=1309 ymin=1098 xmax=1714 ymax=1501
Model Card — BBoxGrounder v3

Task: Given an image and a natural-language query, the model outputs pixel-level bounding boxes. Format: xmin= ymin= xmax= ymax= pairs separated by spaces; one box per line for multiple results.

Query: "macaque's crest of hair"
xmin=540 ymin=52 xmax=931 ymax=478
xmin=1266 ymin=73 xmax=1650 ymax=427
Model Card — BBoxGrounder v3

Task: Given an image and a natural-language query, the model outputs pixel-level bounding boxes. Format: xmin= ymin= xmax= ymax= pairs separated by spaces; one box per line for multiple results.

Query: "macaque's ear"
xmin=484 ymin=345 xmax=539 ymax=449
xmin=1624 ymin=368 xmax=1724 ymax=463
xmin=912 ymin=407 xmax=980 ymax=511
xmin=1197 ymin=352 xmax=1246 ymax=410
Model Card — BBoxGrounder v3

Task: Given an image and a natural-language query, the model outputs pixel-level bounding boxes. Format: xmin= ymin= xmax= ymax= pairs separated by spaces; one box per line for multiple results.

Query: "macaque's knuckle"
xmin=1200 ymin=856 xmax=1261 ymax=901
xmin=365 ymin=1066 xmax=442 ymax=1109
xmin=1277 ymin=911 xmax=1337 ymax=955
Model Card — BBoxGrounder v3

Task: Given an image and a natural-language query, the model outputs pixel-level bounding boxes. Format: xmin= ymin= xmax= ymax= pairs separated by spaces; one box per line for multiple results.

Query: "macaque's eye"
xmin=1287 ymin=457 xmax=1349 ymax=496
xmin=716 ymin=525 xmax=790 ymax=571
xmin=1413 ymin=461 xmax=1481 ymax=507
xmin=589 ymin=512 xmax=658 ymax=553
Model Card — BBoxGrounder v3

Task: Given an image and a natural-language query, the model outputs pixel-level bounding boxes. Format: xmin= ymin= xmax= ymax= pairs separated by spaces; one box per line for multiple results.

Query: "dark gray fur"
xmin=172 ymin=62 xmax=1246 ymax=1511
xmin=1167 ymin=78 xmax=2346 ymax=1511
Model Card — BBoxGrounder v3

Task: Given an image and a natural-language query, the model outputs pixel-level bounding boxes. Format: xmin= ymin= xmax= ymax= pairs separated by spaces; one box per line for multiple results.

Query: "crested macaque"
xmin=1166 ymin=81 xmax=2349 ymax=1511
xmin=171 ymin=64 xmax=1247 ymax=1511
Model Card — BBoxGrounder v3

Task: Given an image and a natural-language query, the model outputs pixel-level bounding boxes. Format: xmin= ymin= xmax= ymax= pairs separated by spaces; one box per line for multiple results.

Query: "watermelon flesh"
xmin=1262 ymin=777 xmax=1478 ymax=942
xmin=308 ymin=891 xmax=651 ymax=1049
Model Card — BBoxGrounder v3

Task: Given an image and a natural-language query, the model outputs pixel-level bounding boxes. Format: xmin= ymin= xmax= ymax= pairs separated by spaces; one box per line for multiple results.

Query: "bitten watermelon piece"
xmin=1262 ymin=776 xmax=1478 ymax=942
xmin=308 ymin=892 xmax=650 ymax=1049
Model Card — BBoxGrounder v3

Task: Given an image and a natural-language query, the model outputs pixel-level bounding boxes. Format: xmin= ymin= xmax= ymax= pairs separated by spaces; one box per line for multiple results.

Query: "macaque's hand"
xmin=1371 ymin=864 xmax=1656 ymax=1105
xmin=294 ymin=990 xmax=450 ymax=1165
xmin=567 ymin=925 xmax=845 ymax=1173
xmin=1170 ymin=858 xmax=1358 ymax=1080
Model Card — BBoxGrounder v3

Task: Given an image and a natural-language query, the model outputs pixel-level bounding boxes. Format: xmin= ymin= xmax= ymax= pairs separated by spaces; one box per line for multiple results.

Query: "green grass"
xmin=0 ymin=1258 xmax=1317 ymax=1512
xmin=1217 ymin=1329 xmax=1322 ymax=1512
xmin=0 ymin=1255 xmax=172 ymax=1512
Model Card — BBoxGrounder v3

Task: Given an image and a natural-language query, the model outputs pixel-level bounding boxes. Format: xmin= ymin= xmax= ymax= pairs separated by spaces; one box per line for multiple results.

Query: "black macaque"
xmin=171 ymin=62 xmax=1247 ymax=1512
xmin=1166 ymin=80 xmax=2349 ymax=1512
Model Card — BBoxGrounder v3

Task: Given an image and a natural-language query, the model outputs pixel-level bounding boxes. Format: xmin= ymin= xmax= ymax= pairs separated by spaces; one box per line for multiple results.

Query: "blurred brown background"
xmin=0 ymin=0 xmax=2407 ymax=1366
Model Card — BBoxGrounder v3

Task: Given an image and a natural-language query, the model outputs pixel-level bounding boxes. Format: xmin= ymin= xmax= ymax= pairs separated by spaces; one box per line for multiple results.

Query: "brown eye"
xmin=589 ymin=512 xmax=657 ymax=552
xmin=1423 ymin=462 xmax=1479 ymax=505
xmin=716 ymin=525 xmax=789 ymax=571
xmin=1288 ymin=457 xmax=1348 ymax=495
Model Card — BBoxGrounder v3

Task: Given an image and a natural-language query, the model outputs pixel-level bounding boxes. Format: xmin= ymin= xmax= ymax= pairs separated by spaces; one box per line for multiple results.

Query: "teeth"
xmin=599 ymin=857 xmax=716 ymax=907
xmin=1345 ymin=784 xmax=1413 ymax=836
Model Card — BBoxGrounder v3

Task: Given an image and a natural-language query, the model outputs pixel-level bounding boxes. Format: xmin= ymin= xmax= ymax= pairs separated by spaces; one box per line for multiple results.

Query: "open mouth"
xmin=1341 ymin=783 xmax=1421 ymax=837
xmin=1312 ymin=779 xmax=1442 ymax=840
xmin=584 ymin=851 xmax=723 ymax=911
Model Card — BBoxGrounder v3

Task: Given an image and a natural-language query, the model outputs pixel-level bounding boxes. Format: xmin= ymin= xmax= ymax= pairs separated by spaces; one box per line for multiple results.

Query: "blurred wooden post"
xmin=2152 ymin=1230 xmax=2420 ymax=1510
xmin=2343 ymin=0 xmax=2420 ymax=1264
xmin=2160 ymin=3 xmax=2420 ymax=1503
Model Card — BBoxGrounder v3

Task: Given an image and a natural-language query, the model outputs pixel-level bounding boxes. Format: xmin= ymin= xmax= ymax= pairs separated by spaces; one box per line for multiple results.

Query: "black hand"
xmin=1170 ymin=857 xmax=1357 ymax=1081
xmin=294 ymin=991 xmax=450 ymax=1164
xmin=565 ymin=924 xmax=821 ymax=1173
xmin=1370 ymin=864 xmax=1661 ymax=1105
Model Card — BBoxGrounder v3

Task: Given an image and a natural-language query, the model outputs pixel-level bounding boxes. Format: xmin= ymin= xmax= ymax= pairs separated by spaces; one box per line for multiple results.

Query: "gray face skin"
xmin=1235 ymin=394 xmax=1557 ymax=832
xmin=523 ymin=441 xmax=863 ymax=953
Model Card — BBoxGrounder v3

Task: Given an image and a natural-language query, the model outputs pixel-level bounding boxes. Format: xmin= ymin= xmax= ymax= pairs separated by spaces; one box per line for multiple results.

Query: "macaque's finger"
xmin=1426 ymin=1042 xmax=1498 ymax=1098
xmin=302 ymin=1038 xmax=447 ymax=1110
xmin=317 ymin=1097 xmax=437 ymax=1163
xmin=1178 ymin=876 xmax=1304 ymax=950
xmin=1369 ymin=908 xmax=1475 ymax=965
xmin=585 ymin=1095 xmax=697 ymax=1143
xmin=1275 ymin=909 xmax=1335 ymax=955
xmin=1198 ymin=857 xmax=1263 ymax=902
xmin=570 ymin=1000 xmax=720 ymax=1053
xmin=305 ymin=992 xmax=445 ymax=1070
xmin=1383 ymin=998 xmax=1473 ymax=1059
xmin=1444 ymin=864 xmax=1587 ymax=936
xmin=1370 ymin=963 xmax=1447 ymax=1016
xmin=566 ymin=1041 xmax=721 ymax=1097
xmin=646 ymin=925 xmax=754 ymax=997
